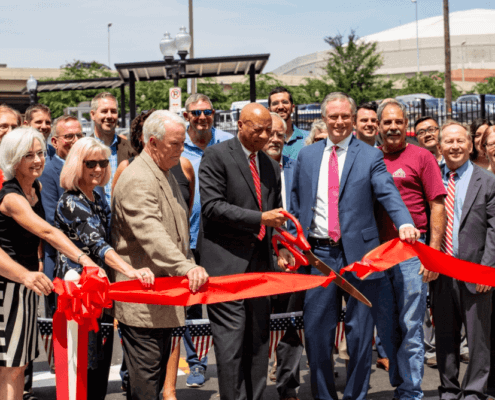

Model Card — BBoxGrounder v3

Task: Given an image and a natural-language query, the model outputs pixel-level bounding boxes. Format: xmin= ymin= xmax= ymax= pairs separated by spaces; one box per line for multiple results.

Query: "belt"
xmin=308 ymin=237 xmax=342 ymax=247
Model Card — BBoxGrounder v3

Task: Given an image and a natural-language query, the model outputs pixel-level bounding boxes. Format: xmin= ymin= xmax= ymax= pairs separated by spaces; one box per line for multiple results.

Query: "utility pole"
xmin=443 ymin=0 xmax=452 ymax=114
xmin=108 ymin=23 xmax=112 ymax=69
xmin=189 ymin=0 xmax=196 ymax=95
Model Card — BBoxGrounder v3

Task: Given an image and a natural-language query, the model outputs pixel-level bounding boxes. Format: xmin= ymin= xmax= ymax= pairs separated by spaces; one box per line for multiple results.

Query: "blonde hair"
xmin=60 ymin=137 xmax=111 ymax=191
xmin=0 ymin=127 xmax=45 ymax=180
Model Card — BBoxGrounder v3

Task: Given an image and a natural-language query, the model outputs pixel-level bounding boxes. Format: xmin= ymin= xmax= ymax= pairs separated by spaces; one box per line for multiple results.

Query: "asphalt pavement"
xmin=31 ymin=326 xmax=474 ymax=400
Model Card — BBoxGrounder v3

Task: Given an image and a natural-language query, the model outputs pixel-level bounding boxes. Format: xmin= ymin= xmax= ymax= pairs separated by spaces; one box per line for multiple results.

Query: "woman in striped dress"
xmin=0 ymin=127 xmax=101 ymax=400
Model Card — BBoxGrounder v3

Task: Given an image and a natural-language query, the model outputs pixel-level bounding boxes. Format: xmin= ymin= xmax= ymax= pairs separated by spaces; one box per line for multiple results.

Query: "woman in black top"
xmin=0 ymin=128 xmax=100 ymax=400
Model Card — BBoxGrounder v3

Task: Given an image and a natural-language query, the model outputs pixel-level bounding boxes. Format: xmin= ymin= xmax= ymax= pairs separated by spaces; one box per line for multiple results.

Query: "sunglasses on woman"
xmin=84 ymin=160 xmax=110 ymax=169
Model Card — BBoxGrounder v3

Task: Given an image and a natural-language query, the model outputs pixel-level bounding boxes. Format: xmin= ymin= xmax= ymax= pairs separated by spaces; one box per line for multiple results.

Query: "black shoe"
xmin=23 ymin=391 xmax=38 ymax=400
xmin=460 ymin=353 xmax=469 ymax=364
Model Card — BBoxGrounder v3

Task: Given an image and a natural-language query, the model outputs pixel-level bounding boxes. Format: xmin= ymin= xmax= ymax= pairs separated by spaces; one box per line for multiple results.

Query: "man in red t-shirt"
xmin=375 ymin=99 xmax=446 ymax=400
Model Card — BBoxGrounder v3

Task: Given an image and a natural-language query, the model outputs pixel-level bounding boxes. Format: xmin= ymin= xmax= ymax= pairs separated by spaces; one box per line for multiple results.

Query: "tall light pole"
xmin=411 ymin=0 xmax=419 ymax=74
xmin=444 ymin=0 xmax=452 ymax=113
xmin=461 ymin=40 xmax=466 ymax=83
xmin=108 ymin=23 xmax=112 ymax=69
xmin=189 ymin=0 xmax=196 ymax=95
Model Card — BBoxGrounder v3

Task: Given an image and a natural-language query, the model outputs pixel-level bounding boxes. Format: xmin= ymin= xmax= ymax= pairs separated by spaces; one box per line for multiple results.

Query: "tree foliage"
xmin=323 ymin=30 xmax=395 ymax=105
xmin=473 ymin=77 xmax=495 ymax=95
xmin=398 ymin=72 xmax=461 ymax=99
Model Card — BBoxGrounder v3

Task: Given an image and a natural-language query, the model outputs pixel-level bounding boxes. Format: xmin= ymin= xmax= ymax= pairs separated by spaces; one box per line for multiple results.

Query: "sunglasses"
xmin=190 ymin=109 xmax=213 ymax=117
xmin=84 ymin=160 xmax=109 ymax=169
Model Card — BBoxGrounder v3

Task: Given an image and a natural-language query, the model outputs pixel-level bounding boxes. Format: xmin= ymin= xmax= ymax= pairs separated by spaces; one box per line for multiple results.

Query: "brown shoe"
xmin=269 ymin=361 xmax=277 ymax=382
xmin=426 ymin=357 xmax=437 ymax=368
xmin=376 ymin=357 xmax=389 ymax=372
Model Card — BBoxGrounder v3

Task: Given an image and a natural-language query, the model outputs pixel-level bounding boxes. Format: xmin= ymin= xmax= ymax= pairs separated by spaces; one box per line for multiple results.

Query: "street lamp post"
xmin=108 ymin=23 xmax=112 ymax=69
xmin=411 ymin=0 xmax=420 ymax=74
xmin=159 ymin=27 xmax=192 ymax=86
xmin=26 ymin=75 xmax=38 ymax=106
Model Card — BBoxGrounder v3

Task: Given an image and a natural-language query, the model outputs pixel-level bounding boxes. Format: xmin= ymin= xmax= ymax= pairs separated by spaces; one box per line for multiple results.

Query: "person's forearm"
xmin=429 ymin=205 xmax=446 ymax=250
xmin=104 ymin=249 xmax=134 ymax=275
xmin=41 ymin=227 xmax=95 ymax=266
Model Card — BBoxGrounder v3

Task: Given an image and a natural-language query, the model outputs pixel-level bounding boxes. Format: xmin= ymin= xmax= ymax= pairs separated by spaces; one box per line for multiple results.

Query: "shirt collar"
xmin=325 ymin=133 xmax=352 ymax=151
xmin=239 ymin=138 xmax=257 ymax=159
xmin=286 ymin=124 xmax=305 ymax=144
xmin=93 ymin=133 xmax=118 ymax=148
xmin=445 ymin=159 xmax=471 ymax=178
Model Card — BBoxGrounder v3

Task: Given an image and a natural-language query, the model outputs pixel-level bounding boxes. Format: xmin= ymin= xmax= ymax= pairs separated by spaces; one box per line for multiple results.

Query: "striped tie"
xmin=249 ymin=153 xmax=265 ymax=241
xmin=441 ymin=171 xmax=457 ymax=256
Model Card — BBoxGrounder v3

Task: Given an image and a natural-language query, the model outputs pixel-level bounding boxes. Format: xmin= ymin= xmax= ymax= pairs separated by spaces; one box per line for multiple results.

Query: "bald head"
xmin=238 ymin=103 xmax=272 ymax=153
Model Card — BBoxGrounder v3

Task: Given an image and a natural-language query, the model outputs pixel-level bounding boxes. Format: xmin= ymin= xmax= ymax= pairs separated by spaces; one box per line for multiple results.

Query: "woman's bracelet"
xmin=77 ymin=252 xmax=86 ymax=264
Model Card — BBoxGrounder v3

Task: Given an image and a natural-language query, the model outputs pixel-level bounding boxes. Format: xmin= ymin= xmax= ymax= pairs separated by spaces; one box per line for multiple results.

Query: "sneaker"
xmin=426 ymin=357 xmax=437 ymax=368
xmin=186 ymin=366 xmax=205 ymax=388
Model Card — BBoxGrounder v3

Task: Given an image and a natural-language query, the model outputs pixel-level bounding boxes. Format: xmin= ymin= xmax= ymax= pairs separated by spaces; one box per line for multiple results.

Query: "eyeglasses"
xmin=485 ymin=143 xmax=495 ymax=150
xmin=189 ymin=109 xmax=213 ymax=117
xmin=84 ymin=160 xmax=109 ymax=169
xmin=23 ymin=151 xmax=46 ymax=161
xmin=58 ymin=133 xmax=84 ymax=141
xmin=416 ymin=126 xmax=439 ymax=137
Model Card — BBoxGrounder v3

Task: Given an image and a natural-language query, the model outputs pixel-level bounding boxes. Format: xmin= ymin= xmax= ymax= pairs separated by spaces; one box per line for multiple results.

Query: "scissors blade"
xmin=305 ymin=251 xmax=372 ymax=308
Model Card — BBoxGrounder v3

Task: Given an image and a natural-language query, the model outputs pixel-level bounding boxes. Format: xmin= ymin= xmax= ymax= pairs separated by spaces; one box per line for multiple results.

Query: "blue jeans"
xmin=184 ymin=304 xmax=208 ymax=370
xmin=377 ymin=237 xmax=427 ymax=400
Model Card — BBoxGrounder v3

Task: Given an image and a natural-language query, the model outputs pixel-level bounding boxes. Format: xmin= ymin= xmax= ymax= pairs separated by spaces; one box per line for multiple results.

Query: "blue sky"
xmin=1 ymin=0 xmax=493 ymax=72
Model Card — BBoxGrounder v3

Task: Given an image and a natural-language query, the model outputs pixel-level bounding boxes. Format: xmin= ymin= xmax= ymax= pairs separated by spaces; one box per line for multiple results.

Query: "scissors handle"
xmin=271 ymin=210 xmax=311 ymax=271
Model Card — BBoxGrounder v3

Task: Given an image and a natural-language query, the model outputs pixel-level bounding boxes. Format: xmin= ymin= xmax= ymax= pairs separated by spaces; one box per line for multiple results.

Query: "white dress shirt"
xmin=310 ymin=134 xmax=352 ymax=238
xmin=240 ymin=140 xmax=260 ymax=171
xmin=280 ymin=162 xmax=286 ymax=210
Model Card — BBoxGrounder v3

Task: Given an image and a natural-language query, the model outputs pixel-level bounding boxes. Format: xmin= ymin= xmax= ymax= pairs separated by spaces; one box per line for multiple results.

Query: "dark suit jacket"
xmin=290 ymin=135 xmax=413 ymax=277
xmin=39 ymin=153 xmax=106 ymax=280
xmin=197 ymin=136 xmax=283 ymax=277
xmin=458 ymin=164 xmax=495 ymax=293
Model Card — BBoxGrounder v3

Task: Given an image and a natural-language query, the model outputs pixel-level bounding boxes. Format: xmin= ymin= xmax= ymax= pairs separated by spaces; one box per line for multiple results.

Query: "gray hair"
xmin=269 ymin=112 xmax=287 ymax=132
xmin=438 ymin=120 xmax=470 ymax=143
xmin=51 ymin=115 xmax=81 ymax=137
xmin=142 ymin=110 xmax=186 ymax=144
xmin=377 ymin=99 xmax=407 ymax=121
xmin=306 ymin=119 xmax=328 ymax=145
xmin=185 ymin=93 xmax=214 ymax=111
xmin=91 ymin=92 xmax=118 ymax=112
xmin=0 ymin=127 xmax=46 ymax=180
xmin=321 ymin=92 xmax=356 ymax=118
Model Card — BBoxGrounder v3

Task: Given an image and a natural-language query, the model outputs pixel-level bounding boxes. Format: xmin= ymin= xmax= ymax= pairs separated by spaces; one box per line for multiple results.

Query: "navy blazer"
xmin=289 ymin=135 xmax=413 ymax=278
xmin=39 ymin=153 xmax=106 ymax=280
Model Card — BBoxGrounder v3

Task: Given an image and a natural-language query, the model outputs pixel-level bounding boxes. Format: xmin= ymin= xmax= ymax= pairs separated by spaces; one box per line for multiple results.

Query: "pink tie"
xmin=249 ymin=153 xmax=265 ymax=241
xmin=328 ymin=145 xmax=341 ymax=242
xmin=441 ymin=171 xmax=456 ymax=256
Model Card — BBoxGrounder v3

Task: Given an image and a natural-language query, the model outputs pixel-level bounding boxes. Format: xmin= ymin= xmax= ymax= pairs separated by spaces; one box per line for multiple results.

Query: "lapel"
xmin=459 ymin=165 xmax=482 ymax=229
xmin=258 ymin=151 xmax=272 ymax=211
xmin=140 ymin=151 xmax=177 ymax=213
xmin=311 ymin=140 xmax=326 ymax=203
xmin=339 ymin=135 xmax=360 ymax=198
xmin=53 ymin=155 xmax=64 ymax=174
xmin=230 ymin=137 xmax=258 ymax=203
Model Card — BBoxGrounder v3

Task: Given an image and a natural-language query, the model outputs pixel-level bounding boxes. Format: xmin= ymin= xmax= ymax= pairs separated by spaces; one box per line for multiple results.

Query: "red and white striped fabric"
xmin=441 ymin=171 xmax=457 ymax=256
xmin=249 ymin=153 xmax=265 ymax=240
xmin=334 ymin=320 xmax=345 ymax=350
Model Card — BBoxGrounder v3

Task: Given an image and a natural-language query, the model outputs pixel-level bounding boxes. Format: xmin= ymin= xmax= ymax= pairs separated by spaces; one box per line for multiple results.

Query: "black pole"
xmin=174 ymin=73 xmax=179 ymax=87
xmin=29 ymin=90 xmax=38 ymax=106
xmin=249 ymin=64 xmax=256 ymax=103
xmin=129 ymin=71 xmax=136 ymax=124
xmin=420 ymin=99 xmax=426 ymax=116
xmin=120 ymin=83 xmax=126 ymax=128
xmin=481 ymin=94 xmax=486 ymax=120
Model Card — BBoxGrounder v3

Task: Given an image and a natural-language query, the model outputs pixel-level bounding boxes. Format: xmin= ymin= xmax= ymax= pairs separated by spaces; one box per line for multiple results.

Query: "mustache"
xmin=386 ymin=129 xmax=402 ymax=136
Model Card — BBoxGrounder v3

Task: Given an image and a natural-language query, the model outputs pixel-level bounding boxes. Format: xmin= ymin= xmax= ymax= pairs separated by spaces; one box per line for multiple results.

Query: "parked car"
xmin=453 ymin=94 xmax=495 ymax=123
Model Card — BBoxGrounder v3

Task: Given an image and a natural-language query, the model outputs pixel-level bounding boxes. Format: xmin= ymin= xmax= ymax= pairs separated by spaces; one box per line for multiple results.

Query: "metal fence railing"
xmin=214 ymin=94 xmax=495 ymax=136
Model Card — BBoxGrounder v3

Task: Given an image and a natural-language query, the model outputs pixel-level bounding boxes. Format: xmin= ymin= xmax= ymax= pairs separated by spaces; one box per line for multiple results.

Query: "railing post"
xmin=481 ymin=94 xmax=486 ymax=120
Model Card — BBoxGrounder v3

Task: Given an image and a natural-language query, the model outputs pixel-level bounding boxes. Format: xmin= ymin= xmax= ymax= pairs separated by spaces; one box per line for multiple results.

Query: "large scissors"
xmin=272 ymin=210 xmax=372 ymax=308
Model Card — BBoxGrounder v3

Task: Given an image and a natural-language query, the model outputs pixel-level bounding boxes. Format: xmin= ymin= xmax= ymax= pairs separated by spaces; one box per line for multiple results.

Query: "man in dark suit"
xmin=262 ymin=112 xmax=302 ymax=400
xmin=198 ymin=103 xmax=287 ymax=400
xmin=433 ymin=121 xmax=495 ymax=400
xmin=279 ymin=92 xmax=418 ymax=400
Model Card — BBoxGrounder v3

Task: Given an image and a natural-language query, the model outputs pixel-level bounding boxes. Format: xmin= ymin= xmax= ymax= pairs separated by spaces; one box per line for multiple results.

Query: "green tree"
xmin=398 ymin=72 xmax=461 ymax=99
xmin=322 ymin=30 xmax=395 ymax=105
xmin=474 ymin=77 xmax=495 ymax=95
xmin=228 ymin=73 xmax=284 ymax=103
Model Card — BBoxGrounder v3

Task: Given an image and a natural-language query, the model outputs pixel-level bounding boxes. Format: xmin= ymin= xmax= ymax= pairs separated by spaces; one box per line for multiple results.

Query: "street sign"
xmin=169 ymin=87 xmax=182 ymax=114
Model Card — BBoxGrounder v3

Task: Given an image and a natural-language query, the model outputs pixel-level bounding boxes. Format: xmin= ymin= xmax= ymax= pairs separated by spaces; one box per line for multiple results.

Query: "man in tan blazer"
xmin=111 ymin=110 xmax=209 ymax=400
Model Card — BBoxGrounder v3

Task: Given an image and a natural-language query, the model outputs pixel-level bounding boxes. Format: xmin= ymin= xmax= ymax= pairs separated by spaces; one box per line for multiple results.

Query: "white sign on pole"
xmin=169 ymin=87 xmax=182 ymax=114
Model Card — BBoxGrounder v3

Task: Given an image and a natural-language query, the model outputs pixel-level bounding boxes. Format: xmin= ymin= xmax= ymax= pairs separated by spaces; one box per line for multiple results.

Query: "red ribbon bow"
xmin=53 ymin=267 xmax=112 ymax=332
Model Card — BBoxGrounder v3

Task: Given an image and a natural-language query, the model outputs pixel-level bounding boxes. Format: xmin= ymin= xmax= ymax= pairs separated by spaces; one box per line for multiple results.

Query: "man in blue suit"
xmin=279 ymin=92 xmax=418 ymax=400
